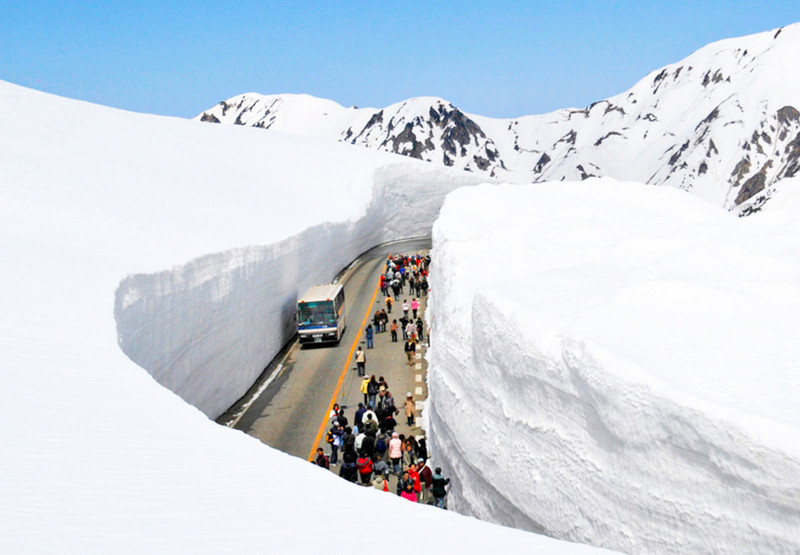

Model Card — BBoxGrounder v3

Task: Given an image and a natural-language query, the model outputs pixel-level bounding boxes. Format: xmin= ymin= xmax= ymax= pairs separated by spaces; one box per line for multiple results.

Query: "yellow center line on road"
xmin=307 ymin=256 xmax=387 ymax=462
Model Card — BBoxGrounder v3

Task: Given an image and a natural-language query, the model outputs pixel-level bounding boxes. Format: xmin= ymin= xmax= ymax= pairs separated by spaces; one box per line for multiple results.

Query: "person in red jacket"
xmin=408 ymin=463 xmax=422 ymax=499
xmin=356 ymin=454 xmax=373 ymax=485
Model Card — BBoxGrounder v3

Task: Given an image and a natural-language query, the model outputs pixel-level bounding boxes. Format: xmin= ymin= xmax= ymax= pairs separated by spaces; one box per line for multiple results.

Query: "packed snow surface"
xmin=427 ymin=178 xmax=800 ymax=553
xmin=0 ymin=81 xmax=610 ymax=552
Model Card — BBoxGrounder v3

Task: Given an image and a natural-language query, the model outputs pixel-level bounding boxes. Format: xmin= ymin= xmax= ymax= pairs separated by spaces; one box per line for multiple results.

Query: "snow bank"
xmin=427 ymin=178 xmax=800 ymax=553
xmin=0 ymin=77 xmax=491 ymax=419
xmin=0 ymin=81 xmax=610 ymax=552
xmin=113 ymin=160 xmax=484 ymax=418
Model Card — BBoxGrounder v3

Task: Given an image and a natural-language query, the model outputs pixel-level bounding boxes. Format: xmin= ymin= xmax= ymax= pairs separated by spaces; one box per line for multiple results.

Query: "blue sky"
xmin=3 ymin=1 xmax=800 ymax=119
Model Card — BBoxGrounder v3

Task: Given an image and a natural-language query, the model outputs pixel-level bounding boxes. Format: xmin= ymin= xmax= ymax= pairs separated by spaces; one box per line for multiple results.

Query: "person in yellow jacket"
xmin=360 ymin=375 xmax=370 ymax=404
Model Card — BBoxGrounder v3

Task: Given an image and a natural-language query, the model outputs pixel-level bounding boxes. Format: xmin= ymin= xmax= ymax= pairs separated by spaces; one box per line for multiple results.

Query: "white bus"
xmin=297 ymin=283 xmax=346 ymax=345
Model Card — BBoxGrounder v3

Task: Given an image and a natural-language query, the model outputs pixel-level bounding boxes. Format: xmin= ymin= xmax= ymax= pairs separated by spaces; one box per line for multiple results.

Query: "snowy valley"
xmin=0 ymin=80 xmax=603 ymax=553
xmin=2 ymin=21 xmax=800 ymax=555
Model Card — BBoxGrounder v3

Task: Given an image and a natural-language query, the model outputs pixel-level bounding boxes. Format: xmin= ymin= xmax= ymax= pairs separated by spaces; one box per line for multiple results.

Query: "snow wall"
xmin=2 ymin=80 xmax=615 ymax=553
xmin=115 ymin=164 xmax=486 ymax=419
xmin=426 ymin=179 xmax=800 ymax=553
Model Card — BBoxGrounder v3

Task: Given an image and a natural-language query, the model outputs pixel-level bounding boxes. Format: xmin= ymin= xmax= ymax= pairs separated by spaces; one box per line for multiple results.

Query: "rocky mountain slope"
xmin=196 ymin=23 xmax=800 ymax=213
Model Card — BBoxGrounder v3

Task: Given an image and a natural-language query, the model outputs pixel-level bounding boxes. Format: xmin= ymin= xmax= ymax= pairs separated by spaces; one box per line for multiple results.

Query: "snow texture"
xmin=198 ymin=23 xmax=800 ymax=214
xmin=0 ymin=80 xmax=616 ymax=552
xmin=426 ymin=178 xmax=800 ymax=553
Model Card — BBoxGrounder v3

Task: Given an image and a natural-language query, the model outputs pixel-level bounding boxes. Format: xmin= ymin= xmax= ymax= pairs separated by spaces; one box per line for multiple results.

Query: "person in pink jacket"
xmin=400 ymin=480 xmax=418 ymax=502
xmin=411 ymin=298 xmax=419 ymax=319
xmin=388 ymin=431 xmax=403 ymax=475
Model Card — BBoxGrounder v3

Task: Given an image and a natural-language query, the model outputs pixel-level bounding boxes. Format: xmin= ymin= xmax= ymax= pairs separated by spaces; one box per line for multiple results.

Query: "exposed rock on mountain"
xmin=197 ymin=23 xmax=800 ymax=213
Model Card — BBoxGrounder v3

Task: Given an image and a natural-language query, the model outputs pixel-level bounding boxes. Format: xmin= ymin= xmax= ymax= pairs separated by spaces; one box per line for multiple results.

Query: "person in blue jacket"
xmin=365 ymin=324 xmax=374 ymax=349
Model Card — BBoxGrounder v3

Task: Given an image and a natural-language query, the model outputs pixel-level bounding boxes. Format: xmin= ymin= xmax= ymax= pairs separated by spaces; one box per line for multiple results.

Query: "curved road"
xmin=218 ymin=237 xmax=431 ymax=460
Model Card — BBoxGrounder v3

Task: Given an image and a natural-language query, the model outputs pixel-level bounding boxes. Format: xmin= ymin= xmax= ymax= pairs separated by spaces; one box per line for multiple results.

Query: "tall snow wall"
xmin=425 ymin=179 xmax=800 ymax=553
xmin=115 ymin=164 xmax=486 ymax=418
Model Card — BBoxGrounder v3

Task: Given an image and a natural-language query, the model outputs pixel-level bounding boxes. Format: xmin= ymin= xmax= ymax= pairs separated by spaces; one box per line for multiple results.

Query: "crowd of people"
xmin=316 ymin=392 xmax=450 ymax=507
xmin=314 ymin=253 xmax=450 ymax=508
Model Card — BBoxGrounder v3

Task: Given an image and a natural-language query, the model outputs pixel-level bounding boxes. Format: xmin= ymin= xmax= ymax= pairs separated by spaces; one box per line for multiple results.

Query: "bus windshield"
xmin=298 ymin=301 xmax=336 ymax=327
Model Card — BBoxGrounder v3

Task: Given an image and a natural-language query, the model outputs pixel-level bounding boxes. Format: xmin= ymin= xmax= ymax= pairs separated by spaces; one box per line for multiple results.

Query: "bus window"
xmin=298 ymin=301 xmax=336 ymax=326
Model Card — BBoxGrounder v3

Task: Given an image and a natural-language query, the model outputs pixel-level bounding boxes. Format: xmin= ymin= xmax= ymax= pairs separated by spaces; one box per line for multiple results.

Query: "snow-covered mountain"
xmin=198 ymin=94 xmax=506 ymax=176
xmin=197 ymin=23 xmax=800 ymax=213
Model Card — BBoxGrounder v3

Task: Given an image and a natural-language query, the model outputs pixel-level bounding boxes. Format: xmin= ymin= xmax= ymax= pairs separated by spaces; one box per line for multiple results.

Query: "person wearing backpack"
xmin=375 ymin=433 xmax=388 ymax=461
xmin=363 ymin=412 xmax=379 ymax=435
xmin=356 ymin=454 xmax=373 ymax=485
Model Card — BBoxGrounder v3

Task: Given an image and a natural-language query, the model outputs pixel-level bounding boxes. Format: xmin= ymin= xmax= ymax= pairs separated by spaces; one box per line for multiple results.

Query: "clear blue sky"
xmin=3 ymin=1 xmax=800 ymax=119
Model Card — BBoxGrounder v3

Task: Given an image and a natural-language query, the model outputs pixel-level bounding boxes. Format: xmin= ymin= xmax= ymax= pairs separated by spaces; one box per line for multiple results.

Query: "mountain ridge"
xmin=196 ymin=22 xmax=800 ymax=213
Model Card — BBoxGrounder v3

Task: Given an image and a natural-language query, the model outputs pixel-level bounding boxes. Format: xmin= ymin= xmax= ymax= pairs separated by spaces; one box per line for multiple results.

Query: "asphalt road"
xmin=218 ymin=237 xmax=431 ymax=461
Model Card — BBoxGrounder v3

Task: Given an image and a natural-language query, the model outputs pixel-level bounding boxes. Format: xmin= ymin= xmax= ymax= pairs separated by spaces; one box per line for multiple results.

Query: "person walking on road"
xmin=330 ymin=421 xmax=344 ymax=465
xmin=402 ymin=442 xmax=417 ymax=469
xmin=391 ymin=319 xmax=398 ymax=342
xmin=355 ymin=347 xmax=366 ymax=376
xmin=360 ymin=377 xmax=370 ymax=405
xmin=411 ymin=298 xmax=419 ymax=319
xmin=365 ymin=324 xmax=374 ymax=349
xmin=432 ymin=467 xmax=451 ymax=509
xmin=404 ymin=393 xmax=416 ymax=426
xmin=388 ymin=432 xmax=403 ymax=475
xmin=386 ymin=296 xmax=393 ymax=313
xmin=354 ymin=402 xmax=367 ymax=431
xmin=404 ymin=338 xmax=416 ymax=367
xmin=405 ymin=320 xmax=416 ymax=342
xmin=367 ymin=375 xmax=379 ymax=408
xmin=409 ymin=463 xmax=422 ymax=500
xmin=419 ymin=459 xmax=433 ymax=503
xmin=357 ymin=453 xmax=373 ymax=485
xmin=329 ymin=403 xmax=341 ymax=424
xmin=402 ymin=300 xmax=410 ymax=319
